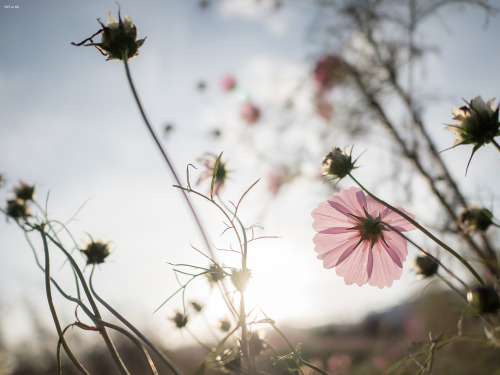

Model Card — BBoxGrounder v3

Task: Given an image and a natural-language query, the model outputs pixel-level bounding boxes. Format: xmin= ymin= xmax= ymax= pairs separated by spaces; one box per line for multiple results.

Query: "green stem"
xmin=213 ymin=196 xmax=255 ymax=372
xmin=266 ymin=320 xmax=328 ymax=375
xmin=122 ymin=55 xmax=215 ymax=261
xmin=42 ymin=230 xmax=131 ymax=375
xmin=40 ymin=225 xmax=90 ymax=375
xmin=239 ymin=293 xmax=254 ymax=374
xmin=89 ymin=267 xmax=184 ymax=375
xmin=348 ymin=173 xmax=485 ymax=286
xmin=383 ymin=222 xmax=468 ymax=289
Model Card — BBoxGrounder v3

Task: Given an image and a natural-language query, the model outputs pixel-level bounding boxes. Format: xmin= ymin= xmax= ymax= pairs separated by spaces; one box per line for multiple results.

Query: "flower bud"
xmin=170 ymin=312 xmax=188 ymax=329
xmin=458 ymin=206 xmax=493 ymax=233
xmin=219 ymin=318 xmax=231 ymax=332
xmin=6 ymin=198 xmax=30 ymax=220
xmin=13 ymin=181 xmax=35 ymax=201
xmin=206 ymin=264 xmax=226 ymax=285
xmin=321 ymin=146 xmax=358 ymax=180
xmin=73 ymin=11 xmax=146 ymax=61
xmin=190 ymin=301 xmax=203 ymax=313
xmin=230 ymin=268 xmax=252 ymax=292
xmin=413 ymin=255 xmax=439 ymax=279
xmin=467 ymin=286 xmax=500 ymax=314
xmin=80 ymin=238 xmax=111 ymax=265
xmin=196 ymin=153 xmax=230 ymax=196
xmin=445 ymin=96 xmax=500 ymax=173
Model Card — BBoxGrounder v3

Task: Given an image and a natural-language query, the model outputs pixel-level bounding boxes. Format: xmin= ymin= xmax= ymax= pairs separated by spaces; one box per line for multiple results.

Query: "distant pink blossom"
xmin=311 ymin=187 xmax=415 ymax=288
xmin=268 ymin=167 xmax=293 ymax=195
xmin=326 ymin=353 xmax=352 ymax=374
xmin=313 ymin=54 xmax=345 ymax=92
xmin=372 ymin=347 xmax=400 ymax=370
xmin=240 ymin=101 xmax=261 ymax=125
xmin=314 ymin=94 xmax=334 ymax=120
xmin=268 ymin=169 xmax=284 ymax=196
xmin=403 ymin=314 xmax=423 ymax=338
xmin=221 ymin=74 xmax=237 ymax=92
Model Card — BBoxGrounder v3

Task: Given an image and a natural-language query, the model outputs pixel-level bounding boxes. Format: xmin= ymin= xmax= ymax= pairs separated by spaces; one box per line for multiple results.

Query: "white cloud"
xmin=218 ymin=0 xmax=292 ymax=36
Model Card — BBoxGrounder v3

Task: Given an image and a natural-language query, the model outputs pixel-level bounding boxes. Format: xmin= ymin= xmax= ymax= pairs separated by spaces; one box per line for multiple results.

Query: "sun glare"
xmin=204 ymin=243 xmax=313 ymax=328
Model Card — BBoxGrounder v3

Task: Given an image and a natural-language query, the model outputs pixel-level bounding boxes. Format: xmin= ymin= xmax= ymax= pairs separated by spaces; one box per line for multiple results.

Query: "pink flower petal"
xmin=314 ymin=231 xmax=358 ymax=254
xmin=381 ymin=207 xmax=416 ymax=231
xmin=335 ymin=241 xmax=370 ymax=286
xmin=368 ymin=242 xmax=404 ymax=288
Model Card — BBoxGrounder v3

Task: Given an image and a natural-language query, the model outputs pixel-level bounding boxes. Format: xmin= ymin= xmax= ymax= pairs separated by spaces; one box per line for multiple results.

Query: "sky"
xmin=1 ymin=0 xmax=500 ymax=350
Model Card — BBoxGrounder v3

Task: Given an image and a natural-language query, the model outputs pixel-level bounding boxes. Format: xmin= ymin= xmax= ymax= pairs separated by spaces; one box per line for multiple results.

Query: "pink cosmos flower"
xmin=313 ymin=54 xmax=345 ymax=92
xmin=268 ymin=167 xmax=292 ymax=196
xmin=311 ymin=187 xmax=415 ymax=288
xmin=268 ymin=169 xmax=284 ymax=196
xmin=240 ymin=101 xmax=261 ymax=125
xmin=221 ymin=74 xmax=237 ymax=92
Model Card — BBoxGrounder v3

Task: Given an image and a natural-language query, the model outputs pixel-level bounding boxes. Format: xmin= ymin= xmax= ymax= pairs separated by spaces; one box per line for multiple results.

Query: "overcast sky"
xmin=1 ymin=0 xmax=499 ymax=349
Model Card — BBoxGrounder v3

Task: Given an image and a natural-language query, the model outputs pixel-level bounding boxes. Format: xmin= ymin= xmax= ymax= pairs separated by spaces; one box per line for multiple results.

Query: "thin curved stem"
xmin=40 ymin=225 xmax=90 ymax=375
xmin=383 ymin=222 xmax=468 ymax=289
xmin=215 ymin=197 xmax=254 ymax=372
xmin=89 ymin=267 xmax=184 ymax=375
xmin=122 ymin=56 xmax=215 ymax=261
xmin=438 ymin=273 xmax=467 ymax=302
xmin=266 ymin=318 xmax=328 ymax=375
xmin=348 ymin=173 xmax=485 ymax=286
xmin=42 ymin=230 xmax=131 ymax=375
xmin=121 ymin=55 xmax=241 ymax=331
xmin=83 ymin=319 xmax=160 ymax=375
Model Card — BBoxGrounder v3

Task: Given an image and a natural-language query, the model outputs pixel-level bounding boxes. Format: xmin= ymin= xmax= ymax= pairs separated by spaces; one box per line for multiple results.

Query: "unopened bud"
xmin=413 ymin=255 xmax=439 ymax=279
xmin=219 ymin=318 xmax=231 ymax=332
xmin=467 ymin=286 xmax=500 ymax=314
xmin=458 ymin=206 xmax=493 ymax=233
xmin=80 ymin=238 xmax=111 ymax=265
xmin=206 ymin=264 xmax=226 ymax=285
xmin=321 ymin=146 xmax=358 ymax=181
xmin=6 ymin=198 xmax=30 ymax=220
xmin=170 ymin=312 xmax=188 ymax=329
xmin=72 ymin=11 xmax=146 ymax=61
xmin=13 ymin=181 xmax=35 ymax=201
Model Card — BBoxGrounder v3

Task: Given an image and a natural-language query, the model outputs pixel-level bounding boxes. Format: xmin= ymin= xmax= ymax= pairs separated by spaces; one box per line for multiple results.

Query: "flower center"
xmin=348 ymin=209 xmax=386 ymax=247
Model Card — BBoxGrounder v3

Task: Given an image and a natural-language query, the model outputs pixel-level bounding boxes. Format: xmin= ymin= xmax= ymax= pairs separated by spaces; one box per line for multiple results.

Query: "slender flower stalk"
xmin=122 ymin=51 xmax=240 ymax=356
xmin=41 ymin=229 xmax=131 ymax=375
xmin=263 ymin=312 xmax=329 ymax=375
xmin=121 ymin=54 xmax=215 ymax=262
xmin=382 ymin=222 xmax=468 ymax=289
xmin=89 ymin=266 xmax=184 ymax=375
xmin=348 ymin=173 xmax=485 ymax=286
xmin=40 ymin=224 xmax=90 ymax=375
xmin=217 ymin=196 xmax=254 ymax=373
